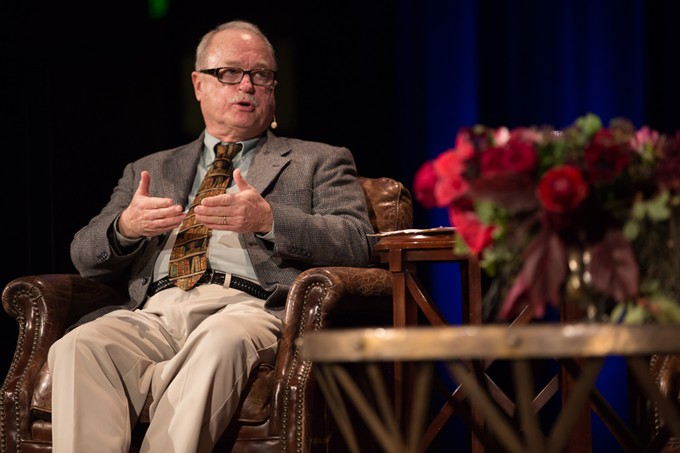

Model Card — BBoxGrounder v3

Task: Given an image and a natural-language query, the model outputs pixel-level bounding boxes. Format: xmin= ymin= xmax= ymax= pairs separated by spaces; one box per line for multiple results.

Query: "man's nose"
xmin=238 ymin=73 xmax=255 ymax=91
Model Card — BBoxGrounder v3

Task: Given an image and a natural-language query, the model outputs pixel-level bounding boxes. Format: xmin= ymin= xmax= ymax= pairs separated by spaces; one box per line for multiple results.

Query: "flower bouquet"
xmin=413 ymin=114 xmax=680 ymax=323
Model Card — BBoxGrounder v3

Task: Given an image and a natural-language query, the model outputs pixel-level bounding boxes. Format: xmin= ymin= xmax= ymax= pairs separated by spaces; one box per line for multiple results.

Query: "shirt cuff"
xmin=256 ymin=221 xmax=275 ymax=241
xmin=109 ymin=214 xmax=143 ymax=255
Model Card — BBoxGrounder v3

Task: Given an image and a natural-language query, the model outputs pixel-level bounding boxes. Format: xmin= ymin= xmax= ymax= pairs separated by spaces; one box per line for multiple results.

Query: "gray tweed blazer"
xmin=70 ymin=131 xmax=375 ymax=316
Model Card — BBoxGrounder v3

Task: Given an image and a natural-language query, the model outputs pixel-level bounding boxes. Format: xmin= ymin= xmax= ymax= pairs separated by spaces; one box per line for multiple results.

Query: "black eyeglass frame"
xmin=198 ymin=67 xmax=277 ymax=86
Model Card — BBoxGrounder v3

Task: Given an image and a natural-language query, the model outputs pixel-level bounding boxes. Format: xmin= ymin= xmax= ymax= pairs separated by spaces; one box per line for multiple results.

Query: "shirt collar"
xmin=203 ymin=131 xmax=262 ymax=161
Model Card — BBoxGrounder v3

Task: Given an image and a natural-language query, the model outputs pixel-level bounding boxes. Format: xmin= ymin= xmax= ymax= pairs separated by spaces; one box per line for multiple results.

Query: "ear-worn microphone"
xmin=270 ymin=115 xmax=278 ymax=129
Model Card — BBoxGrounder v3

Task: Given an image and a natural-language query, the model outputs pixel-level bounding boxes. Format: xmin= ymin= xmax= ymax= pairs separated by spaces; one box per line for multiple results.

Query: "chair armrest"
xmin=270 ymin=266 xmax=393 ymax=449
xmin=649 ymin=354 xmax=680 ymax=437
xmin=3 ymin=274 xmax=127 ymax=350
xmin=1 ymin=274 xmax=126 ymax=447
xmin=283 ymin=266 xmax=393 ymax=325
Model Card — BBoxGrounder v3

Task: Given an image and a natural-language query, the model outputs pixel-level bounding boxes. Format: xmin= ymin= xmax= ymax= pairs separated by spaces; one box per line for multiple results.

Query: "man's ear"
xmin=191 ymin=72 xmax=203 ymax=101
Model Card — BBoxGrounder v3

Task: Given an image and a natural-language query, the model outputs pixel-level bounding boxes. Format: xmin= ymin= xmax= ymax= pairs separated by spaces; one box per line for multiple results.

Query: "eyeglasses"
xmin=198 ymin=67 xmax=277 ymax=86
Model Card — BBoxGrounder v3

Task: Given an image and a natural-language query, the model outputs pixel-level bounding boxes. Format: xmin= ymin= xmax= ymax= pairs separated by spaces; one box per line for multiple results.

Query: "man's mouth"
xmin=230 ymin=94 xmax=259 ymax=109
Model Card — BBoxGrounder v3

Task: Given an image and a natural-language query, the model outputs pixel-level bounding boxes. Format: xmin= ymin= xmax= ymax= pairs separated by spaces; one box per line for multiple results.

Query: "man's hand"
xmin=194 ymin=169 xmax=273 ymax=234
xmin=118 ymin=171 xmax=186 ymax=239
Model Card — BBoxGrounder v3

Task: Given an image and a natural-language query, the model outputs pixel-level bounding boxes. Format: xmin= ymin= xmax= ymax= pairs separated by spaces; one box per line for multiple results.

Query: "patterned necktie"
xmin=168 ymin=142 xmax=243 ymax=290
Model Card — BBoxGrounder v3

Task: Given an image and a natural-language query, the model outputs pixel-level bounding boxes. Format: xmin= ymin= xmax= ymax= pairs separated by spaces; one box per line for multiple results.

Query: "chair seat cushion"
xmin=30 ymin=362 xmax=274 ymax=425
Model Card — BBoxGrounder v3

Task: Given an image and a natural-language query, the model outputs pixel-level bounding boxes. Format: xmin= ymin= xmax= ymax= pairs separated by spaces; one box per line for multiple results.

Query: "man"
xmin=48 ymin=20 xmax=374 ymax=452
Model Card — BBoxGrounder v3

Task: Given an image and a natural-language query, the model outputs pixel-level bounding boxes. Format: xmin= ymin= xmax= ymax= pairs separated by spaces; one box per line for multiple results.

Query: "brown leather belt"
xmin=147 ymin=270 xmax=272 ymax=300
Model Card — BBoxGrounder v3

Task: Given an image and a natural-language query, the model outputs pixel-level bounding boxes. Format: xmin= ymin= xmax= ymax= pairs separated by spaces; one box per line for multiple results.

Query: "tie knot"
xmin=214 ymin=142 xmax=243 ymax=160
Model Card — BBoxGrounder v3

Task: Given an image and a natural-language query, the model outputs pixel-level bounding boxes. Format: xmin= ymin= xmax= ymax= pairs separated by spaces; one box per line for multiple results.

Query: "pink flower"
xmin=631 ymin=126 xmax=660 ymax=153
xmin=509 ymin=127 xmax=544 ymax=144
xmin=493 ymin=127 xmax=511 ymax=146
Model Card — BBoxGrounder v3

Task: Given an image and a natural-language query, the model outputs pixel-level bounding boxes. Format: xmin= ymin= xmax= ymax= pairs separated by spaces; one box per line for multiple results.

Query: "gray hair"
xmin=195 ymin=20 xmax=276 ymax=70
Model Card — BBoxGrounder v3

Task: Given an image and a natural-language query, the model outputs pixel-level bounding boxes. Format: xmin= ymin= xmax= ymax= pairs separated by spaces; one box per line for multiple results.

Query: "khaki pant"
xmin=48 ymin=284 xmax=282 ymax=453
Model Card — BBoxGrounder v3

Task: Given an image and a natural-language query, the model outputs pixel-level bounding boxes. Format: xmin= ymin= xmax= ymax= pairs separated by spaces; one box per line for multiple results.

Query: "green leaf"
xmin=453 ymin=233 xmax=470 ymax=256
xmin=622 ymin=304 xmax=649 ymax=324
xmin=622 ymin=219 xmax=640 ymax=241
xmin=475 ymin=200 xmax=496 ymax=225
xmin=576 ymin=113 xmax=603 ymax=138
xmin=649 ymin=296 xmax=680 ymax=323
xmin=645 ymin=191 xmax=671 ymax=221
xmin=610 ymin=303 xmax=627 ymax=323
xmin=631 ymin=201 xmax=646 ymax=220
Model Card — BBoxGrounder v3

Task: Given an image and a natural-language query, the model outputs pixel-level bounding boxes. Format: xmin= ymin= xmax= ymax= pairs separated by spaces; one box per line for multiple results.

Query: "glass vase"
xmin=564 ymin=248 xmax=610 ymax=322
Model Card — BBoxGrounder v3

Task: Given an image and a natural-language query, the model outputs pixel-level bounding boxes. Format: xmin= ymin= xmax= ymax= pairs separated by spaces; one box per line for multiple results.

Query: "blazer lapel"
xmin=248 ymin=132 xmax=291 ymax=194
xmin=159 ymin=135 xmax=204 ymax=207
xmin=157 ymin=132 xmax=288 ymax=202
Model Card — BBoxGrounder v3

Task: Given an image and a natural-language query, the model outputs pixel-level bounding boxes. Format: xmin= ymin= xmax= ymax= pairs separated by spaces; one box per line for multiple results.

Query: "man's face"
xmin=192 ymin=29 xmax=277 ymax=142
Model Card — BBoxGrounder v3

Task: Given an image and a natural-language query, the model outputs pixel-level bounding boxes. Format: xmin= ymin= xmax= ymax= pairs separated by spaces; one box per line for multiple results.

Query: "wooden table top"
xmin=299 ymin=323 xmax=680 ymax=362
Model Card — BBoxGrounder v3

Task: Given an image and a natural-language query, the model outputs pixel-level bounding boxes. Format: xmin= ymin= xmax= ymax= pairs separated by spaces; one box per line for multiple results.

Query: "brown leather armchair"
xmin=1 ymin=176 xmax=413 ymax=453
xmin=648 ymin=354 xmax=680 ymax=452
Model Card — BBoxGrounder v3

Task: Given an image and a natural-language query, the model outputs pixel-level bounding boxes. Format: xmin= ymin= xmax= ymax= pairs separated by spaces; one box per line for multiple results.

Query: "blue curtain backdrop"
xmin=395 ymin=0 xmax=679 ymax=451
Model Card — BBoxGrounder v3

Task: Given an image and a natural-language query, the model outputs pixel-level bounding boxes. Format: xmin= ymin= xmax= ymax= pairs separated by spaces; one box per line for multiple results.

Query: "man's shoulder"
xmin=132 ymin=136 xmax=203 ymax=165
xmin=266 ymin=133 xmax=348 ymax=155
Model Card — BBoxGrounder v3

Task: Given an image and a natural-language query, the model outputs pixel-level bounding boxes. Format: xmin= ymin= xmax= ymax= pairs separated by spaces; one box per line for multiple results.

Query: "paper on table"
xmin=368 ymin=226 xmax=456 ymax=237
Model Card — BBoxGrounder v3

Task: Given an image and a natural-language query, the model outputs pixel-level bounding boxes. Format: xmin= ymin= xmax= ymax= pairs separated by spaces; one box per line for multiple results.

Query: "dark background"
xmin=2 ymin=0 xmax=679 ymax=450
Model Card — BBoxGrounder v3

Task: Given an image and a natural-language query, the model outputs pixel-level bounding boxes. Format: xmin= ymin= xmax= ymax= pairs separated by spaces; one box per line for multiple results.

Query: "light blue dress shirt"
xmin=151 ymin=132 xmax=267 ymax=284
xmin=114 ymin=132 xmax=273 ymax=285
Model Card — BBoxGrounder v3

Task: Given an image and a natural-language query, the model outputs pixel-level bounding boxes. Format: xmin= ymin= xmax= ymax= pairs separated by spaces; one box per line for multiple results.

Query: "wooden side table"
xmin=373 ymin=228 xmax=482 ymax=328
xmin=370 ymin=229 xmax=592 ymax=452
xmin=372 ymin=228 xmax=485 ymax=451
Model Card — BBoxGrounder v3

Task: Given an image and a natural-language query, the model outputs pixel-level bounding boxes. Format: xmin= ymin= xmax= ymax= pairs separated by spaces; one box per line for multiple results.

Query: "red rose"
xmin=479 ymin=146 xmax=507 ymax=176
xmin=455 ymin=126 xmax=491 ymax=156
xmin=432 ymin=148 xmax=470 ymax=205
xmin=656 ymin=132 xmax=680 ymax=191
xmin=465 ymin=138 xmax=539 ymax=212
xmin=509 ymin=127 xmax=543 ymax=144
xmin=413 ymin=161 xmax=439 ymax=209
xmin=448 ymin=202 xmax=495 ymax=255
xmin=504 ymin=139 xmax=538 ymax=174
xmin=454 ymin=129 xmax=476 ymax=159
xmin=537 ymin=165 xmax=589 ymax=213
xmin=479 ymin=139 xmax=537 ymax=178
xmin=584 ymin=129 xmax=632 ymax=184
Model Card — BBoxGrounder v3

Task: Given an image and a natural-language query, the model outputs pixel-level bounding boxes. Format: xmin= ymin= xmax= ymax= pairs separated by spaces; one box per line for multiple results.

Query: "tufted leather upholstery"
xmin=648 ymin=354 xmax=680 ymax=452
xmin=1 ymin=176 xmax=412 ymax=453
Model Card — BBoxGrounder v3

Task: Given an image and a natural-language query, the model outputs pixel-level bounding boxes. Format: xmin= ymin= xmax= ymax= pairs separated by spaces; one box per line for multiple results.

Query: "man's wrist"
xmin=111 ymin=213 xmax=143 ymax=253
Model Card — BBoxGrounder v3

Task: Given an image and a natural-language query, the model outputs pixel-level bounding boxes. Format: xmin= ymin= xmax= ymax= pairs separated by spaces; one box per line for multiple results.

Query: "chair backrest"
xmin=358 ymin=176 xmax=413 ymax=233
